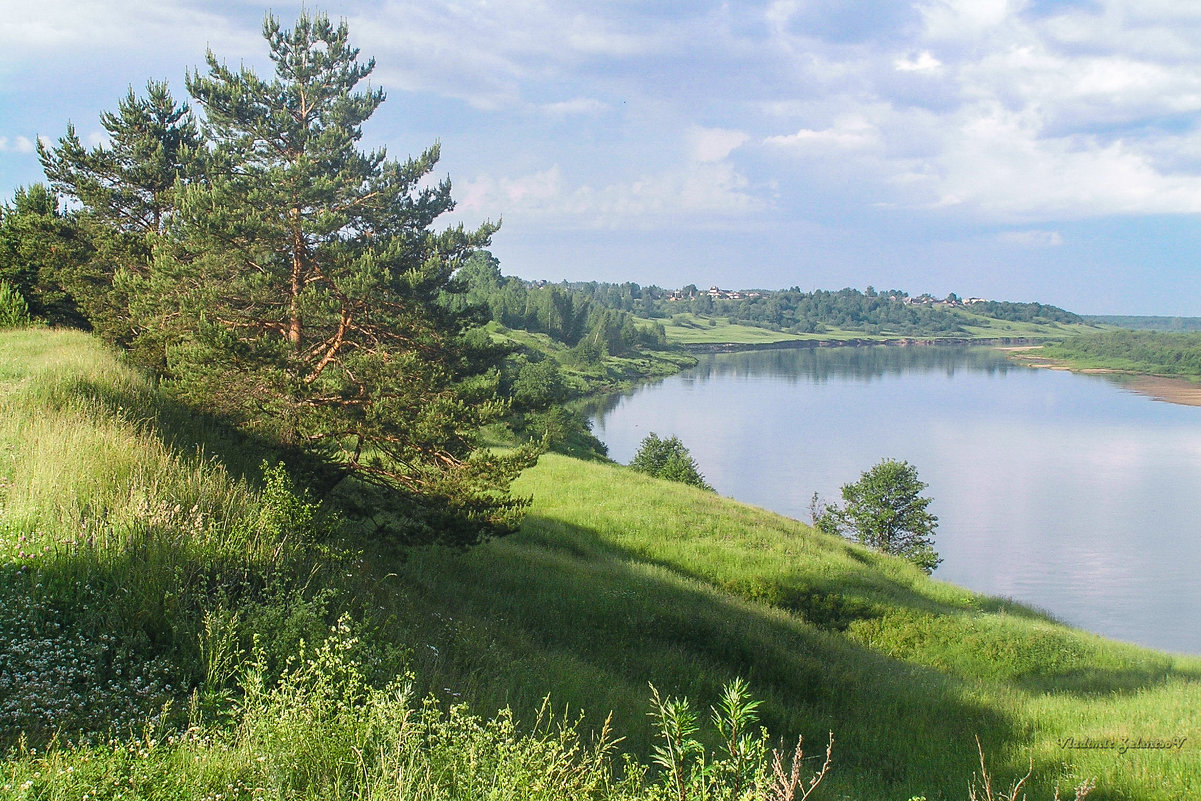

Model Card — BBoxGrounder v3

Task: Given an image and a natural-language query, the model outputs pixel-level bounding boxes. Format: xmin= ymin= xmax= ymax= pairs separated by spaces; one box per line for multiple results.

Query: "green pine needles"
xmin=0 ymin=281 xmax=30 ymax=329
xmin=37 ymin=12 xmax=537 ymax=544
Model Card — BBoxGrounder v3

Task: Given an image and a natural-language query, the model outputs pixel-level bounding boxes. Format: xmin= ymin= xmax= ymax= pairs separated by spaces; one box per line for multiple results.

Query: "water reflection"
xmin=591 ymin=345 xmax=1201 ymax=654
xmin=686 ymin=345 xmax=1019 ymax=384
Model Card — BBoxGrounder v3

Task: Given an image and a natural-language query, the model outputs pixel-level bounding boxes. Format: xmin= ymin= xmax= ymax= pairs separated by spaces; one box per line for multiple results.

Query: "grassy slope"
xmin=3 ymin=329 xmax=1200 ymax=800
xmin=394 ymin=455 xmax=1201 ymax=800
xmin=646 ymin=311 xmax=1102 ymax=346
xmin=487 ymin=322 xmax=697 ymax=392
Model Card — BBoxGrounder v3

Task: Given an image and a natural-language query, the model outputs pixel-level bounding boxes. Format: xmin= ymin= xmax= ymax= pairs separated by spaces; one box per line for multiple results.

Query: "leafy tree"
xmin=522 ymin=406 xmax=607 ymax=459
xmin=630 ymin=432 xmax=713 ymax=491
xmin=508 ymin=357 xmax=568 ymax=412
xmin=812 ymin=459 xmax=940 ymax=573
xmin=133 ymin=12 xmax=535 ymax=544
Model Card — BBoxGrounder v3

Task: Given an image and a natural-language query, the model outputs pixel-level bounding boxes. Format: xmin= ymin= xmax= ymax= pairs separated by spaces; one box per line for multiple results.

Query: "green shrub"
xmin=629 ymin=432 xmax=713 ymax=491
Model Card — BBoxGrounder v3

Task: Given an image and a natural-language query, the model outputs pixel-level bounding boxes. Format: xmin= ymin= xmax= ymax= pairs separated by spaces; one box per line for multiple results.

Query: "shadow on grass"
xmin=517 ymin=511 xmax=1200 ymax=700
xmin=383 ymin=512 xmax=1201 ymax=798
xmin=387 ymin=514 xmax=1023 ymax=799
xmin=39 ymin=370 xmax=504 ymax=547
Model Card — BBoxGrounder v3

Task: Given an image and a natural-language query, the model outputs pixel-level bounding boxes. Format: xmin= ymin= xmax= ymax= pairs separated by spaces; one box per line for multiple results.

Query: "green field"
xmin=953 ymin=310 xmax=1104 ymax=339
xmin=644 ymin=312 xmax=1102 ymax=347
xmin=2 ymin=329 xmax=1199 ymax=800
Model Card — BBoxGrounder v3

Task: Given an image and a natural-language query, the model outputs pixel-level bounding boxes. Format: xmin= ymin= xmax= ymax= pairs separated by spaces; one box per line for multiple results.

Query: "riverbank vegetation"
xmin=554 ymin=283 xmax=1084 ymax=339
xmin=1037 ymin=330 xmax=1201 ymax=379
xmin=438 ymin=255 xmax=1097 ymax=349
xmin=643 ymin=309 xmax=1099 ymax=347
xmin=1083 ymin=315 xmax=1201 ymax=332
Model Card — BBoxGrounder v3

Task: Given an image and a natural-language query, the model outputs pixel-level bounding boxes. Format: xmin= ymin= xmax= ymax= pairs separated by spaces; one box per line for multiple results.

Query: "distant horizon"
xmin=5 ymin=2 xmax=1201 ymax=316
xmin=501 ymin=271 xmax=1200 ymax=319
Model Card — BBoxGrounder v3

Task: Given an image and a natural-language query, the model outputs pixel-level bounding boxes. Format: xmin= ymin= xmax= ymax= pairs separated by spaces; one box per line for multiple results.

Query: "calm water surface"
xmin=588 ymin=346 xmax=1201 ymax=654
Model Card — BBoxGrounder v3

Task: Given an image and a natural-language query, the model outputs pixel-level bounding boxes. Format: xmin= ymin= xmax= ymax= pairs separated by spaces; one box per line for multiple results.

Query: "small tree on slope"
xmin=813 ymin=458 xmax=941 ymax=573
xmin=630 ymin=432 xmax=714 ymax=491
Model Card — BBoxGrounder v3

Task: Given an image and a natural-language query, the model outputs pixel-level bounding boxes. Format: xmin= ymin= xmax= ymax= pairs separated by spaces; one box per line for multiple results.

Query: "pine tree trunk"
xmin=289 ymin=212 xmax=304 ymax=351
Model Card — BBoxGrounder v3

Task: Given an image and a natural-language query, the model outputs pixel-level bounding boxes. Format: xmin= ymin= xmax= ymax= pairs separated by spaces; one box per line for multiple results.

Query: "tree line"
xmin=543 ymin=281 xmax=1081 ymax=336
xmin=1043 ymin=330 xmax=1201 ymax=377
xmin=449 ymin=251 xmax=667 ymax=361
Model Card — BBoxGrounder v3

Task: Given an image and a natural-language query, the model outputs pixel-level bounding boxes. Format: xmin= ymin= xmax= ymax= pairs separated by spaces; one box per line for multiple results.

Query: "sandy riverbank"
xmin=1001 ymin=345 xmax=1201 ymax=407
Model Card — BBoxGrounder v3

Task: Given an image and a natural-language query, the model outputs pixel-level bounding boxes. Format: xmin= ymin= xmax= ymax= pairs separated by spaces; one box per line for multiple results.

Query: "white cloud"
xmin=456 ymin=161 xmax=766 ymax=229
xmin=895 ymin=51 xmax=942 ymax=73
xmin=764 ymin=117 xmax=880 ymax=152
xmin=538 ymin=98 xmax=610 ymax=116
xmin=957 ymin=43 xmax=1201 ymax=135
xmin=689 ymin=127 xmax=750 ymax=163
xmin=914 ymin=102 xmax=1201 ymax=218
xmin=997 ymin=230 xmax=1064 ymax=247
xmin=1042 ymin=2 xmax=1201 ymax=60
xmin=8 ymin=0 xmax=1201 ymax=233
xmin=917 ymin=0 xmax=1022 ymax=41
xmin=757 ymin=0 xmax=1201 ymax=221
xmin=0 ymin=0 xmax=256 ymax=68
xmin=353 ymin=1 xmax=684 ymax=109
xmin=565 ymin=20 xmax=673 ymax=58
xmin=0 ymin=136 xmax=36 ymax=154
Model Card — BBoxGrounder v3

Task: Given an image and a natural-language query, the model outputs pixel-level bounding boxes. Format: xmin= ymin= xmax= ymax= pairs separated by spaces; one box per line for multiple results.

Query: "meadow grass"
xmin=644 ymin=311 xmax=1101 ymax=346
xmin=1 ymin=328 xmax=1197 ymax=800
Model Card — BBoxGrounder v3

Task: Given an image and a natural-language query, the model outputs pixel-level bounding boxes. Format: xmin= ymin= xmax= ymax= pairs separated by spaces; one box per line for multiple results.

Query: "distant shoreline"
xmin=678 ymin=337 xmax=1201 ymax=407
xmin=1004 ymin=345 xmax=1201 ymax=407
xmin=682 ymin=336 xmax=1043 ymax=354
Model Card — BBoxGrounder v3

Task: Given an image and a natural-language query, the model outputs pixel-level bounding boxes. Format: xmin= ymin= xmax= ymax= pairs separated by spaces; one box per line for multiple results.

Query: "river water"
xmin=588 ymin=345 xmax=1201 ymax=654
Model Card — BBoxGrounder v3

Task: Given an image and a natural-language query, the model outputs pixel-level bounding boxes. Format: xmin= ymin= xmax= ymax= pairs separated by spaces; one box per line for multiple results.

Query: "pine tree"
xmin=0 ymin=184 xmax=90 ymax=327
xmin=39 ymin=81 xmax=201 ymax=350
xmin=150 ymin=12 xmax=535 ymax=543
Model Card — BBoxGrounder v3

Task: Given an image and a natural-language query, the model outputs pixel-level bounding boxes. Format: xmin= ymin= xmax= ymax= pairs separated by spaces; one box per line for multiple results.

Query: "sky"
xmin=2 ymin=0 xmax=1201 ymax=315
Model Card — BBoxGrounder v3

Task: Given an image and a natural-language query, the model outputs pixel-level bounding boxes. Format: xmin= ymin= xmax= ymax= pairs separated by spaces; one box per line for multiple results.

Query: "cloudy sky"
xmin=3 ymin=0 xmax=1201 ymax=314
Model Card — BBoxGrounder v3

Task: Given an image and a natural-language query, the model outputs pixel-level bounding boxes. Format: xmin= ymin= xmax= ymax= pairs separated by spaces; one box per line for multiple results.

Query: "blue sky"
xmin=3 ymin=0 xmax=1201 ymax=314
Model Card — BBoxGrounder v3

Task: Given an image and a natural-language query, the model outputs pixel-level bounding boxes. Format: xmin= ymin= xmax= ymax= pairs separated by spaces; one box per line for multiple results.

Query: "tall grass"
xmin=2 ymin=329 xmax=1197 ymax=799
xmin=0 ymin=330 xmax=337 ymax=745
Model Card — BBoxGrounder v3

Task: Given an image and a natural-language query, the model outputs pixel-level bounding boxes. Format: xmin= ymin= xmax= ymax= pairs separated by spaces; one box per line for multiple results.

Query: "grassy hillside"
xmin=2 ymin=329 xmax=1199 ymax=800
xmin=407 ymin=457 xmax=1200 ymax=799
xmin=1084 ymin=315 xmax=1201 ymax=332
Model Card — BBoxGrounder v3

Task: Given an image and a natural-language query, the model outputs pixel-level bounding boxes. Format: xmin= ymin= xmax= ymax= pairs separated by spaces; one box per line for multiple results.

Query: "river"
xmin=587 ymin=345 xmax=1201 ymax=654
